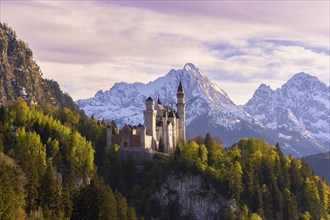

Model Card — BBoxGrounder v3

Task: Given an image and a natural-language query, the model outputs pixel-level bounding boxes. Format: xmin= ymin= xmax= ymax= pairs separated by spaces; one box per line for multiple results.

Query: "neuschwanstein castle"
xmin=106 ymin=81 xmax=186 ymax=167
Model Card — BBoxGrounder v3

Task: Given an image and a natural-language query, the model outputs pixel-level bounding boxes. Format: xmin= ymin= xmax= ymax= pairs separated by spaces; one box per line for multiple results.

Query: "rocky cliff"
xmin=0 ymin=23 xmax=78 ymax=110
xmin=145 ymin=173 xmax=239 ymax=220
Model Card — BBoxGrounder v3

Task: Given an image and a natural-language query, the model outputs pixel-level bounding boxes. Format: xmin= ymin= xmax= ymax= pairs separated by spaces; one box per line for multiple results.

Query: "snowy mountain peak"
xmin=184 ymin=63 xmax=197 ymax=71
xmin=170 ymin=63 xmax=205 ymax=79
xmin=77 ymin=68 xmax=328 ymax=156
xmin=244 ymin=72 xmax=329 ymax=154
xmin=284 ymin=72 xmax=326 ymax=91
xmin=258 ymin=83 xmax=271 ymax=90
xmin=288 ymin=72 xmax=315 ymax=82
xmin=95 ymin=90 xmax=104 ymax=98
xmin=77 ymin=63 xmax=253 ymax=132
xmin=257 ymin=83 xmax=273 ymax=94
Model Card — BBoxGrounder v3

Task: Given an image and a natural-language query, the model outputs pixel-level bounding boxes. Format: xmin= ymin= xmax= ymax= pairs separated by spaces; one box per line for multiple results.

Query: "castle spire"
xmin=157 ymin=97 xmax=162 ymax=105
xmin=177 ymin=80 xmax=184 ymax=93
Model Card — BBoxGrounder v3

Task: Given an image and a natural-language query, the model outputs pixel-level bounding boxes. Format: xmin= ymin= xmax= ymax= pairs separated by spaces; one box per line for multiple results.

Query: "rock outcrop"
xmin=0 ymin=23 xmax=78 ymax=110
xmin=145 ymin=173 xmax=239 ymax=220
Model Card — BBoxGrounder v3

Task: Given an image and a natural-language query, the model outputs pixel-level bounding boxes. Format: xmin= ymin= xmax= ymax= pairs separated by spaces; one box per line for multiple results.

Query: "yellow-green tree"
xmin=181 ymin=141 xmax=199 ymax=167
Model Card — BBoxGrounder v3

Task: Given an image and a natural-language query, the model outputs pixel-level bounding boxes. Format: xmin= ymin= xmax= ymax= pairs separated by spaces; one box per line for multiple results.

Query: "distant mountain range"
xmin=244 ymin=72 xmax=329 ymax=155
xmin=77 ymin=63 xmax=329 ymax=156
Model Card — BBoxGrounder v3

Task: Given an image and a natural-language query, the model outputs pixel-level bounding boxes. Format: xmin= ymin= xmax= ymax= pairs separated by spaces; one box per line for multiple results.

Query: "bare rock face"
xmin=0 ymin=23 xmax=78 ymax=111
xmin=145 ymin=173 xmax=238 ymax=220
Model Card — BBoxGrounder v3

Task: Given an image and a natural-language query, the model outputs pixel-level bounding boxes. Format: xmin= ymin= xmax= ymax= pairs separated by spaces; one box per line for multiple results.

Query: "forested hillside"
xmin=0 ymin=99 xmax=139 ymax=219
xmin=0 ymin=22 xmax=138 ymax=219
xmin=107 ymin=134 xmax=329 ymax=219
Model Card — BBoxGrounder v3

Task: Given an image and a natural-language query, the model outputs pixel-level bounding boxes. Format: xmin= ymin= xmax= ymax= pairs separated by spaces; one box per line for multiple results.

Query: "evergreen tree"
xmin=116 ymin=191 xmax=128 ymax=220
xmin=228 ymin=161 xmax=243 ymax=201
xmin=204 ymin=132 xmax=217 ymax=165
xmin=40 ymin=158 xmax=62 ymax=219
xmin=303 ymin=177 xmax=321 ymax=218
xmin=0 ymin=153 xmax=27 ymax=220
xmin=72 ymin=176 xmax=119 ymax=220
xmin=127 ymin=207 xmax=138 ymax=220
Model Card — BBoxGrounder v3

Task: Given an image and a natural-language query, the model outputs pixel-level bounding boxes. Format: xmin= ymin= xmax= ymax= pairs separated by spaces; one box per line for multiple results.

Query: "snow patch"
xmin=279 ymin=133 xmax=292 ymax=140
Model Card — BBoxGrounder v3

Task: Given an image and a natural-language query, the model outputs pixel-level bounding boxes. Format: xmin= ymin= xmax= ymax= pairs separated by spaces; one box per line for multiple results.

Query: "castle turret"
xmin=176 ymin=81 xmax=186 ymax=143
xmin=143 ymin=97 xmax=157 ymax=143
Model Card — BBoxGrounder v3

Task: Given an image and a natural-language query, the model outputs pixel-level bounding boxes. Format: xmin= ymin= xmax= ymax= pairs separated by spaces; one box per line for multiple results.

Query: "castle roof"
xmin=168 ymin=111 xmax=176 ymax=118
xmin=146 ymin=96 xmax=153 ymax=101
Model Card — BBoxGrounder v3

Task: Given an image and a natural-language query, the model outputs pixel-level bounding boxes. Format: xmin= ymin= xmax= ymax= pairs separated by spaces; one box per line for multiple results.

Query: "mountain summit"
xmin=77 ymin=63 xmax=251 ymax=128
xmin=243 ymin=72 xmax=329 ymax=151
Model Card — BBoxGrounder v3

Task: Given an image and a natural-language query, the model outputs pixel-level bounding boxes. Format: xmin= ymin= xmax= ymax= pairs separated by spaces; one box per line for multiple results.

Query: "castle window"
xmin=124 ymin=141 xmax=128 ymax=147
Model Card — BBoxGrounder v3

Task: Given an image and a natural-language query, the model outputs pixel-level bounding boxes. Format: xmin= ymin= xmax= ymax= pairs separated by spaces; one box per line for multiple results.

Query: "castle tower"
xmin=143 ymin=97 xmax=157 ymax=141
xmin=176 ymin=81 xmax=186 ymax=143
xmin=106 ymin=125 xmax=113 ymax=153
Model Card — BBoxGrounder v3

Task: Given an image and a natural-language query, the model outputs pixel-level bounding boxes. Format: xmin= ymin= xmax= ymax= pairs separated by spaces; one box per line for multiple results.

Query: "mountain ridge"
xmin=243 ymin=71 xmax=329 ymax=152
xmin=77 ymin=63 xmax=328 ymax=156
xmin=0 ymin=23 xmax=78 ymax=111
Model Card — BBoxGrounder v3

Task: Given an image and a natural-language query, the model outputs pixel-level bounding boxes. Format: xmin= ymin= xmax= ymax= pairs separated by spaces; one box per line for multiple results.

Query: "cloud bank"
xmin=1 ymin=1 xmax=329 ymax=104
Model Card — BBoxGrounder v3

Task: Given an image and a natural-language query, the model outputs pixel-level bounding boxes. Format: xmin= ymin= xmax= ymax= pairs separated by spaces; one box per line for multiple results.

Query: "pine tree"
xmin=127 ymin=207 xmax=138 ymax=220
xmin=40 ymin=158 xmax=62 ymax=219
xmin=0 ymin=153 xmax=27 ymax=220
xmin=116 ymin=192 xmax=128 ymax=220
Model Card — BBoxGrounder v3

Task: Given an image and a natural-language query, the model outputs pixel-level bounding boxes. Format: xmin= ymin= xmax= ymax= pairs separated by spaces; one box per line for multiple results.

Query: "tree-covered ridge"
xmin=1 ymin=98 xmax=95 ymax=180
xmin=97 ymin=133 xmax=329 ymax=219
xmin=176 ymin=136 xmax=330 ymax=219
xmin=0 ymin=100 xmax=329 ymax=220
xmin=0 ymin=98 xmax=139 ymax=219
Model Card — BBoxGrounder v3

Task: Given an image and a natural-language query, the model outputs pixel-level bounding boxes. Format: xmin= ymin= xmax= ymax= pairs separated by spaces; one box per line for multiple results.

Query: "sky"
xmin=1 ymin=0 xmax=329 ymax=105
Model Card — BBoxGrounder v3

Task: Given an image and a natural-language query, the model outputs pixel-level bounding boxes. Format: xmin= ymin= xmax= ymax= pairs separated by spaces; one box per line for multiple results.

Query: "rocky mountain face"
xmin=77 ymin=63 xmax=253 ymax=128
xmin=243 ymin=73 xmax=329 ymax=155
xmin=77 ymin=63 xmax=327 ymax=156
xmin=145 ymin=173 xmax=239 ymax=219
xmin=0 ymin=23 xmax=77 ymax=110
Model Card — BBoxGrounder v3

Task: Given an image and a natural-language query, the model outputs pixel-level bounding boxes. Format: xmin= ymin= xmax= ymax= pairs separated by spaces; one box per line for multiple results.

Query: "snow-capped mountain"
xmin=77 ymin=64 xmax=328 ymax=156
xmin=243 ymin=72 xmax=329 ymax=153
xmin=77 ymin=63 xmax=251 ymax=127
